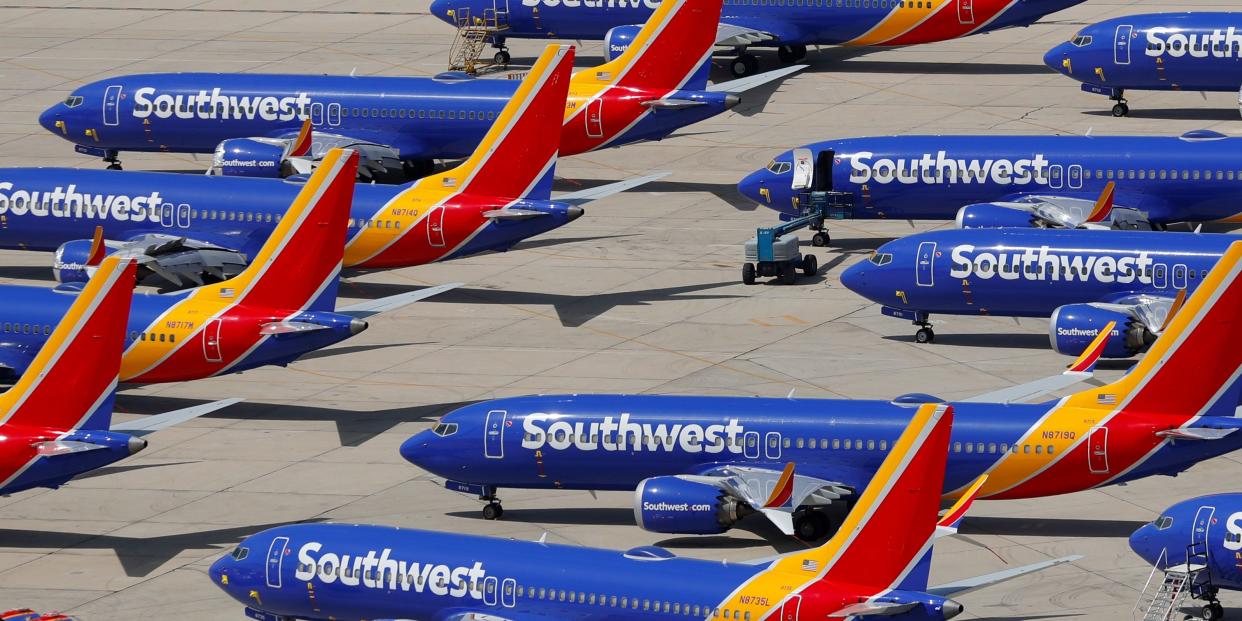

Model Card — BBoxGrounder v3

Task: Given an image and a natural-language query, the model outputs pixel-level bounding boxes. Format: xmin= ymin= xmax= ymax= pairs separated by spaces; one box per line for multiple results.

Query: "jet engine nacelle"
xmin=633 ymin=476 xmax=746 ymax=535
xmin=955 ymin=203 xmax=1036 ymax=229
xmin=213 ymin=138 xmax=288 ymax=178
xmin=604 ymin=25 xmax=643 ymax=62
xmin=1050 ymin=303 xmax=1153 ymax=358
xmin=52 ymin=239 xmax=103 ymax=284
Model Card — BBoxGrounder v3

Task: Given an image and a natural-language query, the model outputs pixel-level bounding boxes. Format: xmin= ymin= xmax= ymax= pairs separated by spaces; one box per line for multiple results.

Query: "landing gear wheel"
xmin=801 ymin=254 xmax=817 ymax=276
xmin=811 ymin=232 xmax=830 ymax=247
xmin=494 ymin=50 xmax=511 ymax=65
xmin=730 ymin=54 xmax=759 ymax=78
xmin=482 ymin=503 xmax=504 ymax=520
xmin=106 ymin=163 xmax=122 ymax=171
xmin=1198 ymin=602 xmax=1222 ymax=621
xmin=1112 ymin=102 xmax=1130 ymax=117
xmin=780 ymin=262 xmax=797 ymax=285
xmin=794 ymin=511 xmax=829 ymax=540
xmin=742 ymin=262 xmax=757 ymax=285
xmin=915 ymin=327 xmax=935 ymax=344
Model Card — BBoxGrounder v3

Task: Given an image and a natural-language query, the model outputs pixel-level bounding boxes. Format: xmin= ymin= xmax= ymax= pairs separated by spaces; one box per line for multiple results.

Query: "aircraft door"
xmin=1154 ymin=264 xmax=1167 ymax=289
xmin=266 ymin=536 xmax=289 ymax=588
xmin=483 ymin=576 xmax=499 ymax=606
xmin=780 ymin=595 xmax=802 ymax=621
xmin=103 ymin=85 xmax=122 ymax=127
xmin=485 ymin=409 xmax=507 ymax=459
xmin=502 ymin=578 xmax=517 ymax=607
xmin=815 ymin=150 xmax=835 ymax=192
xmin=585 ymin=98 xmax=604 ymax=138
xmin=1114 ymin=24 xmax=1134 ymax=65
xmin=203 ymin=318 xmax=223 ymax=363
xmin=765 ymin=431 xmax=782 ymax=460
xmin=1088 ymin=426 xmax=1109 ymax=474
xmin=1173 ymin=264 xmax=1188 ymax=290
xmin=916 ymin=241 xmax=936 ymax=287
xmin=177 ymin=203 xmax=191 ymax=228
xmin=328 ymin=103 xmax=341 ymax=127
xmin=791 ymin=147 xmax=814 ymax=191
xmin=310 ymin=102 xmax=324 ymax=126
xmin=956 ymin=0 xmax=974 ymax=25
xmin=744 ymin=431 xmax=759 ymax=459
xmin=1068 ymin=165 xmax=1083 ymax=189
xmin=1049 ymin=165 xmax=1064 ymax=189
xmin=1192 ymin=506 xmax=1215 ymax=554
xmin=428 ymin=206 xmax=446 ymax=247
xmin=160 ymin=203 xmax=175 ymax=228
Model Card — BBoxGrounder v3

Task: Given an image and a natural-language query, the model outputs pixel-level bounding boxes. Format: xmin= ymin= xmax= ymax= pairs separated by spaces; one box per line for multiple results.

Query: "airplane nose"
xmin=1128 ymin=524 xmax=1157 ymax=564
xmin=349 ymin=318 xmax=368 ymax=335
xmin=399 ymin=433 xmax=432 ymax=468
xmin=209 ymin=556 xmax=228 ymax=589
xmin=737 ymin=169 xmax=769 ymax=205
xmin=127 ymin=436 xmax=148 ymax=455
xmin=1043 ymin=46 xmax=1069 ymax=75
xmin=840 ymin=260 xmax=869 ymax=297
xmin=38 ymin=107 xmax=63 ymax=135
xmin=429 ymin=0 xmax=456 ymax=23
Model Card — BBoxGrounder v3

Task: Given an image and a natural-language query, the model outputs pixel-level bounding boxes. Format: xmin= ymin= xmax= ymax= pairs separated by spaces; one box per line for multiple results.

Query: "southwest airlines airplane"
xmin=38 ymin=0 xmax=796 ymax=178
xmin=839 ymin=227 xmax=1229 ymax=351
xmin=212 ymin=401 xmax=1078 ymax=621
xmin=401 ymin=242 xmax=1242 ymax=540
xmin=430 ymin=0 xmax=1085 ymax=77
xmin=738 ymin=132 xmax=1242 ymax=243
xmin=0 ymin=257 xmax=238 ymax=495
xmin=1044 ymin=13 xmax=1242 ymax=117
xmin=0 ymin=149 xmax=452 ymax=382
xmin=1130 ymin=494 xmax=1242 ymax=621
xmin=6 ymin=45 xmax=652 ymax=287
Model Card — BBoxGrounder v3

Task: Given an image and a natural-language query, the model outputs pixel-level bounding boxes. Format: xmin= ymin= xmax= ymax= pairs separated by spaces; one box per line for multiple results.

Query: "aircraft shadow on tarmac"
xmin=882 ymin=332 xmax=1055 ymax=350
xmin=0 ymin=265 xmax=55 ymax=282
xmin=114 ymin=394 xmax=480 ymax=447
xmin=1083 ymin=108 xmax=1242 ymax=122
xmin=960 ymin=516 xmax=1148 ymax=538
xmin=0 ymin=520 xmax=321 ymax=577
xmin=333 ymin=281 xmax=744 ymax=328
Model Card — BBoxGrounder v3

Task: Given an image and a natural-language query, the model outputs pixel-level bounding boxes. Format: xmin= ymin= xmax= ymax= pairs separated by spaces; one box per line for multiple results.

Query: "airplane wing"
xmin=960 ymin=323 xmax=1114 ymax=404
xmin=708 ymin=65 xmax=807 ymax=94
xmin=110 ymin=398 xmax=243 ymax=436
xmin=211 ymin=127 xmax=403 ymax=182
xmin=555 ymin=173 xmax=670 ymax=206
xmin=436 ymin=611 xmax=559 ymax=621
xmin=927 ymin=555 xmax=1083 ymax=598
xmin=682 ymin=462 xmax=853 ymax=536
xmin=336 ymin=282 xmax=462 ymax=318
xmin=107 ymin=232 xmax=253 ymax=288
xmin=715 ymin=21 xmax=780 ymax=46
xmin=964 ymin=183 xmax=1151 ymax=231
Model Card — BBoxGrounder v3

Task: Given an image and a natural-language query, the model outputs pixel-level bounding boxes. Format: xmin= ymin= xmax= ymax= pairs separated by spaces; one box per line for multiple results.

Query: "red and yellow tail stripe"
xmin=712 ymin=404 xmax=953 ymax=620
xmin=1066 ymin=320 xmax=1114 ymax=373
xmin=0 ymin=257 xmax=135 ymax=431
xmin=288 ymin=119 xmax=313 ymax=157
xmin=957 ymin=242 xmax=1242 ymax=499
xmin=343 ymin=45 xmax=574 ymax=268
xmin=763 ymin=462 xmax=796 ymax=508
xmin=846 ymin=0 xmax=1018 ymax=47
xmin=1085 ymin=182 xmax=1116 ymax=224
xmin=120 ymin=149 xmax=359 ymax=382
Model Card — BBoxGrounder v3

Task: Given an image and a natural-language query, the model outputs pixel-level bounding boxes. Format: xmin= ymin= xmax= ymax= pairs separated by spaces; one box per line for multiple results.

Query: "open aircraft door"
xmin=484 ymin=409 xmax=506 ymax=459
xmin=1088 ymin=426 xmax=1109 ymax=474
xmin=1114 ymin=24 xmax=1134 ymax=65
xmin=103 ymin=85 xmax=122 ymax=127
xmin=791 ymin=147 xmax=814 ymax=191
xmin=957 ymin=0 xmax=975 ymax=25
xmin=266 ymin=536 xmax=289 ymax=589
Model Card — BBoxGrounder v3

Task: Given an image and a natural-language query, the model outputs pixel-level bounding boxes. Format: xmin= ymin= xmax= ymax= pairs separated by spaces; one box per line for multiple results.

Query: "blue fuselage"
xmin=1131 ymin=494 xmax=1242 ymax=592
xmin=1046 ymin=13 xmax=1242 ymax=93
xmin=210 ymin=523 xmax=757 ymax=621
xmin=738 ymin=135 xmax=1242 ymax=222
xmin=841 ymin=228 xmax=1234 ymax=318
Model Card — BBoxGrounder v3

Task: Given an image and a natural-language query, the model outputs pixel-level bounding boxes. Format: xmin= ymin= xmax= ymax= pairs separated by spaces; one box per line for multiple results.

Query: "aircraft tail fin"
xmin=1085 ymin=181 xmax=1115 ymax=223
xmin=580 ymin=0 xmax=722 ymax=92
xmin=775 ymin=403 xmax=953 ymax=591
xmin=0 ymin=257 xmax=136 ymax=432
xmin=1075 ymin=241 xmax=1242 ymax=418
xmin=287 ymin=119 xmax=313 ymax=158
xmin=437 ymin=44 xmax=574 ymax=202
xmin=202 ymin=148 xmax=358 ymax=313
xmin=86 ymin=225 xmax=106 ymax=267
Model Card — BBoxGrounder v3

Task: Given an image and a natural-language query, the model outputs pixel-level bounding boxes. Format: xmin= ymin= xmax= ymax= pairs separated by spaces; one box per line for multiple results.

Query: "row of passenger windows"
xmin=2 ymin=323 xmax=50 ymax=335
xmin=0 ymin=323 xmax=175 ymax=344
xmin=296 ymin=565 xmax=739 ymax=618
xmin=132 ymin=331 xmax=176 ymax=343
xmin=135 ymin=101 xmax=499 ymax=123
xmin=192 ymin=209 xmax=401 ymax=230
xmin=725 ymin=0 xmax=934 ymax=8
xmin=524 ymin=430 xmax=1055 ymax=456
xmin=1146 ymin=41 xmax=1242 ymax=53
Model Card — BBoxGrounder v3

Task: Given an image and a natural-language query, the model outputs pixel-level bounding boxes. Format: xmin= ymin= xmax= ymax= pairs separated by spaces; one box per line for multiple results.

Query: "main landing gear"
xmin=729 ymin=44 xmax=806 ymax=78
xmin=793 ymin=510 xmax=831 ymax=541
xmin=104 ymin=149 xmax=122 ymax=171
xmin=1110 ymin=89 xmax=1129 ymax=117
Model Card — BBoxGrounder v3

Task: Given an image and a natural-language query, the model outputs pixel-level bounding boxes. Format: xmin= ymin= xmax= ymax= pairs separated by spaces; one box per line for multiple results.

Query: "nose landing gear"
xmin=103 ymin=149 xmax=122 ymax=171
xmin=1110 ymin=89 xmax=1129 ymax=117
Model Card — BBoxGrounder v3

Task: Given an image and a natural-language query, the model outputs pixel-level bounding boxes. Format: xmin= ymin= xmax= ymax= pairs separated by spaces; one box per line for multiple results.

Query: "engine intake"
xmin=604 ymin=25 xmax=642 ymax=62
xmin=213 ymin=138 xmax=289 ymax=178
xmin=1050 ymin=303 xmax=1153 ymax=358
xmin=955 ymin=203 xmax=1037 ymax=229
xmin=53 ymin=239 xmax=105 ymax=284
xmin=633 ymin=476 xmax=750 ymax=535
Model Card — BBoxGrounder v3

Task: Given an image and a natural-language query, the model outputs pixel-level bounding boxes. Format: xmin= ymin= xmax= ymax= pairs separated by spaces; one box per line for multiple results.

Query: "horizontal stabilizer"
xmin=963 ymin=326 xmax=1112 ymax=403
xmin=641 ymin=98 xmax=709 ymax=109
xmin=928 ymin=555 xmax=1082 ymax=598
xmin=259 ymin=321 xmax=331 ymax=335
xmin=557 ymin=173 xmax=670 ymax=206
xmin=708 ymin=65 xmax=806 ymax=94
xmin=32 ymin=440 xmax=107 ymax=456
xmin=337 ymin=282 xmax=462 ymax=318
xmin=482 ymin=209 xmax=550 ymax=220
xmin=831 ymin=602 xmax=919 ymax=617
xmin=111 ymin=398 xmax=243 ymax=436
xmin=1156 ymin=428 xmax=1238 ymax=441
xmin=936 ymin=475 xmax=987 ymax=537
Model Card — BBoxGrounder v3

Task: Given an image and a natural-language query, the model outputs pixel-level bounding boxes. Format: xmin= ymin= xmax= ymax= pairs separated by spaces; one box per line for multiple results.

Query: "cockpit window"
xmin=1154 ymin=516 xmax=1173 ymax=530
xmin=63 ymin=95 xmax=84 ymax=108
xmin=869 ymin=252 xmax=893 ymax=266
xmin=765 ymin=160 xmax=792 ymax=174
xmin=231 ymin=546 xmax=249 ymax=560
xmin=1070 ymin=34 xmax=1092 ymax=47
xmin=432 ymin=423 xmax=459 ymax=437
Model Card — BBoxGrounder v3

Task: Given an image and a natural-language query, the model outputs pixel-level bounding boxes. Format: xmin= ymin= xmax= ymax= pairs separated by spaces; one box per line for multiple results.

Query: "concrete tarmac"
xmin=0 ymin=0 xmax=1238 ymax=618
